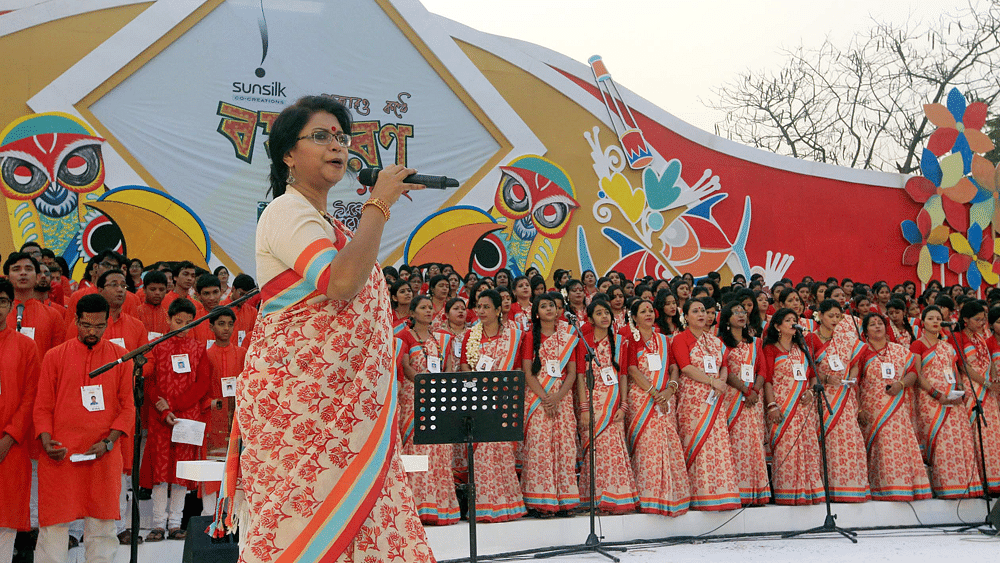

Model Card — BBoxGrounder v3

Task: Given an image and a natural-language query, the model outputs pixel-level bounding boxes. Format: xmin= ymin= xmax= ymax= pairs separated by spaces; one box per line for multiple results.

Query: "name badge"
xmin=646 ymin=354 xmax=662 ymax=372
xmin=206 ymin=340 xmax=215 ymax=349
xmin=600 ymin=366 xmax=617 ymax=386
xmin=237 ymin=330 xmax=246 ymax=347
xmin=109 ymin=337 xmax=126 ymax=348
xmin=704 ymin=355 xmax=718 ymax=374
xmin=81 ymin=384 xmax=105 ymax=412
xmin=945 ymin=370 xmax=956 ymax=384
xmin=740 ymin=364 xmax=754 ymax=383
xmin=792 ymin=363 xmax=807 ymax=381
xmin=453 ymin=339 xmax=462 ymax=358
xmin=828 ymin=354 xmax=845 ymax=372
xmin=881 ymin=362 xmax=895 ymax=379
xmin=19 ymin=327 xmax=35 ymax=340
xmin=546 ymin=359 xmax=561 ymax=378
xmin=148 ymin=332 xmax=162 ymax=341
xmin=427 ymin=356 xmax=441 ymax=374
xmin=706 ymin=390 xmax=718 ymax=406
xmin=476 ymin=355 xmax=494 ymax=372
xmin=221 ymin=377 xmax=236 ymax=397
xmin=171 ymin=354 xmax=191 ymax=373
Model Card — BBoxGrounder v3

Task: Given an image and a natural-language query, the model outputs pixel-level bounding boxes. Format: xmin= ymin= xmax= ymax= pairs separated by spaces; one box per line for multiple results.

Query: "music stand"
xmin=414 ymin=370 xmax=525 ymax=563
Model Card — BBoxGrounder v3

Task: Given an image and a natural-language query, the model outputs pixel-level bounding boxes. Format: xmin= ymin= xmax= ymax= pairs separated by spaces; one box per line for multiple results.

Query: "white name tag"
xmin=109 ymin=337 xmax=126 ymax=348
xmin=646 ymin=354 xmax=662 ymax=372
xmin=221 ymin=377 xmax=236 ymax=397
xmin=881 ymin=362 xmax=895 ymax=379
xmin=740 ymin=364 xmax=754 ymax=383
xmin=600 ymin=366 xmax=617 ymax=386
xmin=546 ymin=359 xmax=561 ymax=378
xmin=171 ymin=354 xmax=191 ymax=373
xmin=19 ymin=327 xmax=35 ymax=340
xmin=148 ymin=331 xmax=162 ymax=341
xmin=453 ymin=339 xmax=462 ymax=358
xmin=703 ymin=355 xmax=718 ymax=374
xmin=427 ymin=356 xmax=441 ymax=374
xmin=81 ymin=384 xmax=105 ymax=412
xmin=792 ymin=363 xmax=807 ymax=381
xmin=828 ymin=354 xmax=845 ymax=372
xmin=945 ymin=370 xmax=956 ymax=384
xmin=237 ymin=330 xmax=246 ymax=347
xmin=476 ymin=355 xmax=494 ymax=372
xmin=206 ymin=340 xmax=215 ymax=349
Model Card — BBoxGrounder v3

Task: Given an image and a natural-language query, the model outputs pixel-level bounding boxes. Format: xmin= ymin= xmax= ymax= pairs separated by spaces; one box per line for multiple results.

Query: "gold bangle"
xmin=362 ymin=197 xmax=390 ymax=221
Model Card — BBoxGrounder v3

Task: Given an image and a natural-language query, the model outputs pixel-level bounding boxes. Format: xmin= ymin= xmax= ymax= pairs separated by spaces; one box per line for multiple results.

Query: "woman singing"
xmin=228 ymin=96 xmax=433 ymax=562
xmin=852 ymin=313 xmax=931 ymax=500
xmin=804 ymin=300 xmax=870 ymax=502
xmin=576 ymin=299 xmax=639 ymax=514
xmin=623 ymin=299 xmax=691 ymax=516
xmin=952 ymin=302 xmax=1000 ymax=493
xmin=671 ymin=298 xmax=741 ymax=511
xmin=399 ymin=295 xmax=460 ymax=525
xmin=762 ymin=308 xmax=825 ymax=505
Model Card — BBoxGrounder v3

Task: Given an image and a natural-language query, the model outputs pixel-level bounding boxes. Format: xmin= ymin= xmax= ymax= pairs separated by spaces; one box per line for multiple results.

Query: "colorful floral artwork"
xmin=901 ymin=88 xmax=997 ymax=288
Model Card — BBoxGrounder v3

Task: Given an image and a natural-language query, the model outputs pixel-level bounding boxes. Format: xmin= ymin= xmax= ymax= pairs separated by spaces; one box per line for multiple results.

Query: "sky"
xmin=420 ymin=0 xmax=974 ymax=134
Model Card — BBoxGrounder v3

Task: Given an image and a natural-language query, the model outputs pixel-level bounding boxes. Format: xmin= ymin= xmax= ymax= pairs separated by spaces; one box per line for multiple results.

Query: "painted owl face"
xmin=0 ymin=132 xmax=106 ymax=217
xmin=494 ymin=165 xmax=579 ymax=239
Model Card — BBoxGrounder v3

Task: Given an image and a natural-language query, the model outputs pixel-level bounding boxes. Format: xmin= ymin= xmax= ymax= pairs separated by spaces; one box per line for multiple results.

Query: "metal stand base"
xmin=782 ymin=513 xmax=858 ymax=543
xmin=533 ymin=532 xmax=627 ymax=562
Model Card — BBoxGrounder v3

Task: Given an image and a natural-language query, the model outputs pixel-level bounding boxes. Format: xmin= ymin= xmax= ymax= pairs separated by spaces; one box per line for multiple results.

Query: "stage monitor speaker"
xmin=182 ymin=515 xmax=238 ymax=563
xmin=987 ymin=502 xmax=1000 ymax=531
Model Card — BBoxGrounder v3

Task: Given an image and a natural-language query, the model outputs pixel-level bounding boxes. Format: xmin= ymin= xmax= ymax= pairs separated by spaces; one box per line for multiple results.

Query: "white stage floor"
xmin=63 ymin=497 xmax=992 ymax=562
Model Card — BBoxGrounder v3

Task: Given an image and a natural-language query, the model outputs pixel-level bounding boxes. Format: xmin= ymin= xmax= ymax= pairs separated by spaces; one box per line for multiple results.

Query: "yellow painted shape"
xmin=600 ymin=173 xmax=644 ymax=223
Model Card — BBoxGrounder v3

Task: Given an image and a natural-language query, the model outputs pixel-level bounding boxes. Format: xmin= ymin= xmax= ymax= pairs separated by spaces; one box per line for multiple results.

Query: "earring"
xmin=287 ymin=169 xmax=297 ymax=184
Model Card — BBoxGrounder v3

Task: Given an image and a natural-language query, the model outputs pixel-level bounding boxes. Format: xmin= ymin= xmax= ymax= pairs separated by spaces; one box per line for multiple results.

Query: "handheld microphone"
xmin=16 ymin=303 xmax=23 ymax=331
xmin=357 ymin=168 xmax=459 ymax=190
xmin=565 ymin=311 xmax=578 ymax=324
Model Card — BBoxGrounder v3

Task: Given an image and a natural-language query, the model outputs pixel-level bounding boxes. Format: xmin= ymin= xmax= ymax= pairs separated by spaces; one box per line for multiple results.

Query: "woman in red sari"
xmin=624 ymin=299 xmax=691 ymax=516
xmin=886 ymin=298 xmax=915 ymax=347
xmin=608 ymin=286 xmax=628 ymax=333
xmin=564 ymin=279 xmax=589 ymax=324
xmin=762 ymin=308 xmax=825 ymax=505
xmin=457 ymin=290 xmax=527 ymax=522
xmin=229 ymin=96 xmax=434 ymax=562
xmin=803 ymin=299 xmax=870 ymax=502
xmin=910 ymin=306 xmax=983 ymax=499
xmin=390 ymin=279 xmax=413 ymax=334
xmin=717 ymin=302 xmax=770 ymax=505
xmin=520 ymin=292 xmax=582 ymax=515
xmin=442 ymin=297 xmax=468 ymax=372
xmin=399 ymin=295 xmax=460 ymax=525
xmin=428 ymin=275 xmax=451 ymax=331
xmin=576 ymin=299 xmax=638 ymax=514
xmin=953 ymin=302 xmax=1000 ymax=493
xmin=851 ymin=313 xmax=931 ymax=500
xmin=671 ymin=298 xmax=740 ymax=511
xmin=510 ymin=276 xmax=533 ymax=332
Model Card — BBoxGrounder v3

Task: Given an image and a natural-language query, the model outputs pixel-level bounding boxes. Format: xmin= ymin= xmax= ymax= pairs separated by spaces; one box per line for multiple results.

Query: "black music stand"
xmin=414 ymin=371 xmax=525 ymax=563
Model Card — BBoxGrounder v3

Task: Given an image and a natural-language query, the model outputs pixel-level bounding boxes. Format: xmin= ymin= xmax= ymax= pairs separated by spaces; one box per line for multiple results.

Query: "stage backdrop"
xmin=0 ymin=0 xmax=990 ymax=289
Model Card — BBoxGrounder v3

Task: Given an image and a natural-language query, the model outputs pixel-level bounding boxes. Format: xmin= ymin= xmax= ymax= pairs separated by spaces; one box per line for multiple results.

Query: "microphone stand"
xmin=946 ymin=326 xmax=994 ymax=535
xmin=782 ymin=327 xmax=858 ymax=543
xmin=88 ymin=288 xmax=260 ymax=563
xmin=534 ymin=314 xmax=625 ymax=562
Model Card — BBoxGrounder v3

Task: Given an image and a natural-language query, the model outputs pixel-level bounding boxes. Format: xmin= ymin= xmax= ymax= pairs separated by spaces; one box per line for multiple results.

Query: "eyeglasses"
xmin=78 ymin=323 xmax=107 ymax=331
xmin=103 ymin=282 xmax=128 ymax=289
xmin=98 ymin=261 xmax=119 ymax=269
xmin=297 ymin=130 xmax=352 ymax=147
xmin=732 ymin=310 xmax=748 ymax=316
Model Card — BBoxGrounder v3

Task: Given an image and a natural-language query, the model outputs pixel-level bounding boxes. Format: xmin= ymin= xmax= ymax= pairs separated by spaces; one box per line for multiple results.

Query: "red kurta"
xmin=33 ymin=338 xmax=135 ymax=525
xmin=0 ymin=328 xmax=41 ymax=530
xmin=135 ymin=301 xmax=170 ymax=338
xmin=7 ymin=298 xmax=63 ymax=356
xmin=204 ymin=343 xmax=246 ymax=457
xmin=142 ymin=336 xmax=210 ymax=489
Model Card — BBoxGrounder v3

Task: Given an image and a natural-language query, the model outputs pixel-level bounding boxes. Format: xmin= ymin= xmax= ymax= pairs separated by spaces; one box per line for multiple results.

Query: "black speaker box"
xmin=181 ymin=515 xmax=238 ymax=563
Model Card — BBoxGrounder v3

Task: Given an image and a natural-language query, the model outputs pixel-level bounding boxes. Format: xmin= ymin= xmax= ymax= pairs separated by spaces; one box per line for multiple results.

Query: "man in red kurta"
xmin=190 ymin=274 xmax=222 ymax=344
xmin=33 ymin=293 xmax=134 ymax=563
xmin=162 ymin=261 xmax=197 ymax=308
xmin=0 ymin=279 xmax=42 ymax=563
xmin=134 ymin=271 xmax=170 ymax=340
xmin=4 ymin=253 xmax=64 ymax=358
xmin=141 ymin=298 xmax=210 ymax=541
xmin=63 ymin=251 xmax=140 ymax=325
xmin=222 ymin=273 xmax=259 ymax=348
xmin=200 ymin=307 xmax=246 ymax=511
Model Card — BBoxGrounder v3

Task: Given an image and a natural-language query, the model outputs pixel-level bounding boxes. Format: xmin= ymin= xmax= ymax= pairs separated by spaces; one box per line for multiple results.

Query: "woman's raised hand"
xmin=369 ymin=164 xmax=423 ymax=207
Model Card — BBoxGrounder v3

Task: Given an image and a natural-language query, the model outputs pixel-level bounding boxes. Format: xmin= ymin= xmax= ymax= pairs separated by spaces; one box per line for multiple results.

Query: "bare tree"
xmin=707 ymin=1 xmax=1000 ymax=173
